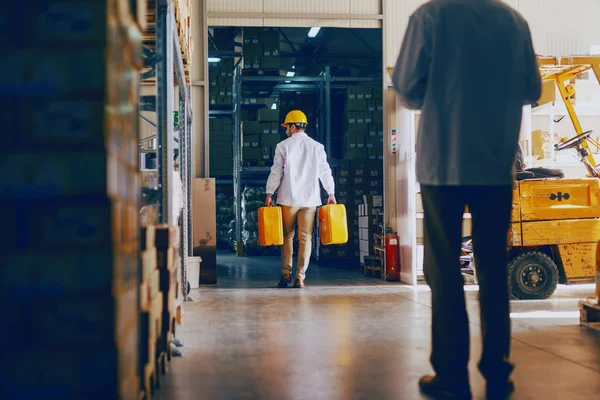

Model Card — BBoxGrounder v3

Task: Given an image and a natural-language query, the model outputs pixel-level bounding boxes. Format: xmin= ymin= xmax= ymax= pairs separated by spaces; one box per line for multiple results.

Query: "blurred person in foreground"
xmin=391 ymin=1 xmax=541 ymax=399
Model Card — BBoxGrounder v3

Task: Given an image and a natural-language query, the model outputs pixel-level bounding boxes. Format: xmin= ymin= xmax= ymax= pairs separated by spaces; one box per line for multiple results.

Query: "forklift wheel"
xmin=508 ymin=251 xmax=559 ymax=300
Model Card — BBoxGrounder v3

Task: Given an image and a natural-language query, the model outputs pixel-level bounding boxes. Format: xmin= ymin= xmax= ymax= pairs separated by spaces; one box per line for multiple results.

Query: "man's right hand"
xmin=265 ymin=195 xmax=273 ymax=207
xmin=327 ymin=194 xmax=337 ymax=205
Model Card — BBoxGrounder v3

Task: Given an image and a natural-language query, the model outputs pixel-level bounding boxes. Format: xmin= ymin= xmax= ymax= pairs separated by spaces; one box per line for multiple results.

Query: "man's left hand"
xmin=328 ymin=194 xmax=337 ymax=205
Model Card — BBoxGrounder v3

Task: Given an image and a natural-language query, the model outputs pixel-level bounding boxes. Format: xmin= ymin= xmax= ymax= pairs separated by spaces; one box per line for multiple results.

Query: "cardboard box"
xmin=336 ymin=176 xmax=351 ymax=188
xmin=262 ymin=147 xmax=272 ymax=160
xmin=347 ymin=147 xmax=367 ymax=160
xmin=243 ymin=134 xmax=261 ymax=148
xmin=217 ymin=95 xmax=232 ymax=106
xmin=336 ymin=168 xmax=351 ymax=178
xmin=538 ymin=80 xmax=556 ymax=106
xmin=353 ymin=176 xmax=366 ymax=186
xmin=347 ymin=98 xmax=367 ymax=111
xmin=261 ymin=122 xmax=271 ymax=134
xmin=258 ymin=108 xmax=279 ymax=122
xmin=353 ymin=168 xmax=366 ymax=177
xmin=243 ymin=147 xmax=262 ymax=161
xmin=261 ymin=56 xmax=280 ymax=70
xmin=261 ymin=134 xmax=281 ymax=147
xmin=243 ymin=43 xmax=262 ymax=57
xmin=1 ymin=200 xmax=118 ymax=251
xmin=243 ymin=121 xmax=262 ymax=134
xmin=23 ymin=99 xmax=106 ymax=146
xmin=270 ymin=123 xmax=280 ymax=134
xmin=416 ymin=192 xmax=423 ymax=213
xmin=532 ymin=129 xmax=545 ymax=159
xmin=141 ymin=248 xmax=157 ymax=282
xmin=347 ymin=87 xmax=358 ymax=99
xmin=29 ymin=1 xmax=109 ymax=44
xmin=0 ymin=151 xmax=112 ymax=199
xmin=192 ymin=179 xmax=217 ymax=284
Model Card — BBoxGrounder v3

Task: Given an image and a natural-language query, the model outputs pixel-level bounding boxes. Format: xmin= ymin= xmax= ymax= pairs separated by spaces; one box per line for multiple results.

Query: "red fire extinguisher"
xmin=385 ymin=233 xmax=400 ymax=281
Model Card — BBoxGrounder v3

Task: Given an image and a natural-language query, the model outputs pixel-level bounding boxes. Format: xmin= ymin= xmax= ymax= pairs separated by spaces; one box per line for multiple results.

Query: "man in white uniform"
xmin=392 ymin=1 xmax=541 ymax=399
xmin=265 ymin=110 xmax=336 ymax=288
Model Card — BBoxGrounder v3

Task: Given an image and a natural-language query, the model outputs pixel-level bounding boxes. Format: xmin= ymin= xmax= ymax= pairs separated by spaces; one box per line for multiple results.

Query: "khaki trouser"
xmin=281 ymin=206 xmax=317 ymax=280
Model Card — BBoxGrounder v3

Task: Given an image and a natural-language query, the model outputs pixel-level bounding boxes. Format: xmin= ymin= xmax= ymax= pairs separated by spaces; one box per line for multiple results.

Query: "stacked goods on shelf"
xmin=174 ymin=0 xmax=193 ymax=78
xmin=359 ymin=195 xmax=385 ymax=276
xmin=209 ymin=59 xmax=235 ymax=107
xmin=140 ymin=225 xmax=181 ymax=397
xmin=241 ymin=186 xmax=279 ymax=255
xmin=1 ymin=2 xmax=143 ymax=399
xmin=314 ymin=163 xmax=383 ymax=264
xmin=209 ymin=117 xmax=233 ymax=176
xmin=242 ymin=27 xmax=281 ymax=72
xmin=242 ymin=107 xmax=281 ymax=167
xmin=216 ymin=190 xmax=235 ymax=248
xmin=344 ymin=85 xmax=384 ymax=162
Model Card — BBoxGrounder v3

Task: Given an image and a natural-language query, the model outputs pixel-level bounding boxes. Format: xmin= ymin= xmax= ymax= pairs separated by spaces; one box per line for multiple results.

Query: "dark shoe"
xmin=278 ymin=274 xmax=291 ymax=288
xmin=419 ymin=375 xmax=472 ymax=399
xmin=486 ymin=380 xmax=514 ymax=400
xmin=293 ymin=278 xmax=305 ymax=288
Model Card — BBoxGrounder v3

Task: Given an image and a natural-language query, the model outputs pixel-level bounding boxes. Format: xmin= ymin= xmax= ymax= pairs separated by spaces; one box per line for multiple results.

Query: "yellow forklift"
xmin=507 ymin=56 xmax=600 ymax=299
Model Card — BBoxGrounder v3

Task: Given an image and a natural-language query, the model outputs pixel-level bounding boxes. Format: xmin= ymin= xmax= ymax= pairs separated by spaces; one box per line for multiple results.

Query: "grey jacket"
xmin=392 ymin=0 xmax=542 ymax=186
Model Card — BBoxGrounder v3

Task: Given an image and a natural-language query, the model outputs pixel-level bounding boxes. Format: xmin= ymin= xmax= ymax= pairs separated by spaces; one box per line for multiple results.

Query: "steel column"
xmin=325 ymin=66 xmax=332 ymax=155
xmin=233 ymin=67 xmax=243 ymax=256
xmin=156 ymin=0 xmax=174 ymax=224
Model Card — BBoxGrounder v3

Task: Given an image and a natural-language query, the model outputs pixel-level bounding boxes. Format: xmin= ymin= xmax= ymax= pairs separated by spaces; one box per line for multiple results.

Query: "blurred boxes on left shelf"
xmin=1 ymin=1 xmax=145 ymax=398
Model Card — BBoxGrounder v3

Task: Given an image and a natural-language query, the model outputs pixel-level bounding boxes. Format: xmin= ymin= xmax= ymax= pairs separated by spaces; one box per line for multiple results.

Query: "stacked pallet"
xmin=174 ymin=0 xmax=193 ymax=80
xmin=143 ymin=0 xmax=192 ymax=83
xmin=140 ymin=226 xmax=163 ymax=398
xmin=155 ymin=225 xmax=181 ymax=362
xmin=1 ymin=1 xmax=143 ymax=399
xmin=139 ymin=225 xmax=180 ymax=399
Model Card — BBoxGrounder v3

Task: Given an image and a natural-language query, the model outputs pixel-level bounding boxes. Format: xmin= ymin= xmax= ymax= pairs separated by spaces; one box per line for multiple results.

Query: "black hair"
xmin=293 ymin=123 xmax=307 ymax=130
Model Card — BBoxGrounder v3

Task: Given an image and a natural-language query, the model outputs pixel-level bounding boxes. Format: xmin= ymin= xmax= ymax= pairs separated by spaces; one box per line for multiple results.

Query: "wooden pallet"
xmin=143 ymin=0 xmax=192 ymax=85
xmin=363 ymin=255 xmax=384 ymax=278
xmin=578 ymin=298 xmax=600 ymax=332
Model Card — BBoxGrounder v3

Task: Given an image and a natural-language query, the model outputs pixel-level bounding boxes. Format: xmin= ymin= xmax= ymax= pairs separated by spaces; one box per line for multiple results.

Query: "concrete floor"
xmin=156 ymin=254 xmax=600 ymax=400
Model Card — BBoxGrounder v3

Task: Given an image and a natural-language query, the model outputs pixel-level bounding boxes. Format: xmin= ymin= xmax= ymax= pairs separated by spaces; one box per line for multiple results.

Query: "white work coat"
xmin=266 ymin=132 xmax=335 ymax=207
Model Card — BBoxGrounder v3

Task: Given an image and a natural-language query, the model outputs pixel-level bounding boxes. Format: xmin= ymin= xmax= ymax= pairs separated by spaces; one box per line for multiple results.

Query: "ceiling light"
xmin=208 ymin=57 xmax=221 ymax=63
xmin=271 ymin=103 xmax=277 ymax=110
xmin=286 ymin=71 xmax=295 ymax=77
xmin=307 ymin=27 xmax=321 ymax=38
xmin=285 ymin=80 xmax=291 ymax=83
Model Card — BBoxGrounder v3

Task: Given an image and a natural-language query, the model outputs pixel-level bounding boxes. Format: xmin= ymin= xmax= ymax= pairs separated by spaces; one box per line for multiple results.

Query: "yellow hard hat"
xmin=281 ymin=110 xmax=308 ymax=127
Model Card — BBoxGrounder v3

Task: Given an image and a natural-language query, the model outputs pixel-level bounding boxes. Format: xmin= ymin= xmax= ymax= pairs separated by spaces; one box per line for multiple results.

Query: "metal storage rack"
xmin=216 ymin=65 xmax=381 ymax=256
xmin=140 ymin=0 xmax=192 ymax=299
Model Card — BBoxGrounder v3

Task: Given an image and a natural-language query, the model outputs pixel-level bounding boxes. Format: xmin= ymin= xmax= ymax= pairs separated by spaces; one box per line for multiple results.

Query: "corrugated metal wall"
xmin=207 ymin=0 xmax=382 ymax=27
xmin=383 ymin=0 xmax=600 ymax=67
xmin=519 ymin=0 xmax=600 ymax=56
xmin=207 ymin=0 xmax=263 ymax=13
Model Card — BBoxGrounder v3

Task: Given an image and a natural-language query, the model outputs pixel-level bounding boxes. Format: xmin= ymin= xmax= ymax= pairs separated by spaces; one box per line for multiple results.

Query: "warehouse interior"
xmin=4 ymin=1 xmax=600 ymax=399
